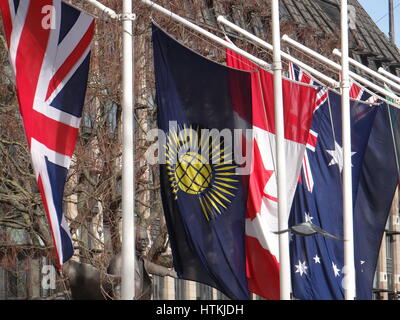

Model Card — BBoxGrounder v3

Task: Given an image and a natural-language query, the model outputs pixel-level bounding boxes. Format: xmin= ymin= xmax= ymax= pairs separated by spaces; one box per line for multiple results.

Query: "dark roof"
xmin=276 ymin=0 xmax=399 ymax=75
xmin=289 ymin=0 xmax=400 ymax=73
xmin=148 ymin=0 xmax=400 ymax=79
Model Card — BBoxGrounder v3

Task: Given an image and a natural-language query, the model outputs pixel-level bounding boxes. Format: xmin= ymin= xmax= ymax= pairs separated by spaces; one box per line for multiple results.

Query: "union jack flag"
xmin=289 ymin=63 xmax=382 ymax=195
xmin=0 ymin=0 xmax=94 ymax=267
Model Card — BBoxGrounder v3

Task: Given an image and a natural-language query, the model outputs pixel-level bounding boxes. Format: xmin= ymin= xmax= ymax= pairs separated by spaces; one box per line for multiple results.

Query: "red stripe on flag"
xmin=315 ymin=91 xmax=328 ymax=110
xmin=15 ymin=0 xmax=52 ymax=116
xmin=46 ymin=21 xmax=95 ymax=100
xmin=300 ymin=72 xmax=313 ymax=85
xmin=226 ymin=49 xmax=317 ymax=144
xmin=246 ymin=236 xmax=280 ymax=300
xmin=307 ymin=131 xmax=317 ymax=149
xmin=0 ymin=0 xmax=13 ymax=47
xmin=263 ymin=192 xmax=278 ymax=203
xmin=29 ymin=110 xmax=79 ymax=156
xmin=298 ymin=172 xmax=302 ymax=184
xmin=350 ymin=82 xmax=362 ymax=100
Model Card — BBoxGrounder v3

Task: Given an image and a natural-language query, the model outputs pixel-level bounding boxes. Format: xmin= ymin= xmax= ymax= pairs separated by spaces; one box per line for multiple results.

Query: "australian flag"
xmin=152 ymin=25 xmax=252 ymax=300
xmin=0 ymin=0 xmax=94 ymax=267
xmin=289 ymin=92 xmax=400 ymax=299
xmin=289 ymin=91 xmax=377 ymax=299
xmin=289 ymin=64 xmax=399 ymax=300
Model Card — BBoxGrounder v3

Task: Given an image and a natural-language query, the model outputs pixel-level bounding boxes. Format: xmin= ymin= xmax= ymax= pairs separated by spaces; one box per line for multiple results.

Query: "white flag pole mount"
xmin=282 ymin=35 xmax=400 ymax=107
xmin=340 ymin=0 xmax=356 ymax=301
xmin=85 ymin=0 xmax=120 ymax=19
xmin=333 ymin=49 xmax=400 ymax=93
xmin=217 ymin=16 xmax=339 ymax=88
xmin=378 ymin=67 xmax=400 ymax=85
xmin=271 ymin=0 xmax=291 ymax=300
xmin=121 ymin=0 xmax=136 ymax=300
xmin=140 ymin=0 xmax=269 ymax=68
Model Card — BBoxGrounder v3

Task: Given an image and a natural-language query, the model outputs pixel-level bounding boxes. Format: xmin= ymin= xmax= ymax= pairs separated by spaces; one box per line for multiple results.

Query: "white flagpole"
xmin=217 ymin=16 xmax=339 ymax=88
xmin=85 ymin=0 xmax=119 ymax=19
xmin=333 ymin=49 xmax=400 ymax=92
xmin=272 ymin=0 xmax=291 ymax=300
xmin=140 ymin=0 xmax=269 ymax=68
xmin=282 ymin=35 xmax=400 ymax=106
xmin=340 ymin=0 xmax=356 ymax=300
xmin=378 ymin=67 xmax=400 ymax=85
xmin=121 ymin=0 xmax=136 ymax=300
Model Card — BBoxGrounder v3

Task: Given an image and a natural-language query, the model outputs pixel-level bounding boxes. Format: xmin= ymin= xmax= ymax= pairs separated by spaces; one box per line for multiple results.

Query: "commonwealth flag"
xmin=152 ymin=25 xmax=252 ymax=300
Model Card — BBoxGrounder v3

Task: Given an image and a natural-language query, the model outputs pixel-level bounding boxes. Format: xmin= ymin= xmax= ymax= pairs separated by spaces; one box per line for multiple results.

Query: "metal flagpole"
xmin=282 ymin=35 xmax=400 ymax=106
xmin=141 ymin=0 xmax=295 ymax=300
xmin=140 ymin=0 xmax=269 ymax=68
xmin=85 ymin=0 xmax=120 ymax=19
xmin=332 ymin=49 xmax=400 ymax=92
xmin=84 ymin=0 xmax=136 ymax=300
xmin=389 ymin=0 xmax=396 ymax=45
xmin=340 ymin=0 xmax=356 ymax=300
xmin=121 ymin=0 xmax=136 ymax=300
xmin=217 ymin=16 xmax=339 ymax=88
xmin=378 ymin=67 xmax=400 ymax=85
xmin=271 ymin=0 xmax=291 ymax=300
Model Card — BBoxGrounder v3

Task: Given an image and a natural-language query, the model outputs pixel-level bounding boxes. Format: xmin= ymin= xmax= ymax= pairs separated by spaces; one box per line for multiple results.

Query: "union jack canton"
xmin=0 ymin=0 xmax=94 ymax=267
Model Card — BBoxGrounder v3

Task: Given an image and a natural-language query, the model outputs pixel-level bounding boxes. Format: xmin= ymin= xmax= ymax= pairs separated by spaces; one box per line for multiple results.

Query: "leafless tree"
xmin=0 ymin=0 xmax=342 ymax=299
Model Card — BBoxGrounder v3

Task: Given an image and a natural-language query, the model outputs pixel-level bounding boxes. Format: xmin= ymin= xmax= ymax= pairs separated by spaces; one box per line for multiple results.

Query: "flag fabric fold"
xmin=226 ymin=51 xmax=318 ymax=300
xmin=0 ymin=0 xmax=94 ymax=267
xmin=153 ymin=25 xmax=252 ymax=300
xmin=354 ymin=104 xmax=399 ymax=299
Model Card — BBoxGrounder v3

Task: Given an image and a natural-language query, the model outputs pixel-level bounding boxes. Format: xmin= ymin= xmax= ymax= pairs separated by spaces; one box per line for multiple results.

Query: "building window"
xmin=107 ymin=102 xmax=118 ymax=133
xmin=5 ymin=258 xmax=28 ymax=299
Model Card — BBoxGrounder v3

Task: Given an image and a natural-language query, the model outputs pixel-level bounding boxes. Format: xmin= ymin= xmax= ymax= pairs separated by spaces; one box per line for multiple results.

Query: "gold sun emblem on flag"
xmin=166 ymin=125 xmax=239 ymax=221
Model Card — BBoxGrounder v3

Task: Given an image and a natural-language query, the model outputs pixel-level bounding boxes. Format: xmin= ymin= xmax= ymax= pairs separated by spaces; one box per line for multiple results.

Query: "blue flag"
xmin=289 ymin=91 xmax=378 ymax=299
xmin=152 ymin=25 xmax=251 ymax=300
xmin=354 ymin=104 xmax=399 ymax=299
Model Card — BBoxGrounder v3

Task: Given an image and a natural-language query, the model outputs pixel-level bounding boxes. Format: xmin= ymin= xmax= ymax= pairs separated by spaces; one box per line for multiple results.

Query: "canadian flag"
xmin=227 ymin=51 xmax=317 ymax=299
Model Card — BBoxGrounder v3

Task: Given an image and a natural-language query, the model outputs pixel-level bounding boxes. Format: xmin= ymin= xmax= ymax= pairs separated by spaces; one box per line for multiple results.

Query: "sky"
xmin=358 ymin=0 xmax=400 ymax=48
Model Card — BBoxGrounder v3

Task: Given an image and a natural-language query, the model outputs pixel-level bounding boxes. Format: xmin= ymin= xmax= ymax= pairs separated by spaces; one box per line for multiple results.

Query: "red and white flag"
xmin=0 ymin=0 xmax=94 ymax=267
xmin=227 ymin=51 xmax=317 ymax=299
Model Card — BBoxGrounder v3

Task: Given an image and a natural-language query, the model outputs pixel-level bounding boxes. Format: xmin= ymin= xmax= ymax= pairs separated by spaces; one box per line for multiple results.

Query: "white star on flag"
xmin=305 ymin=212 xmax=314 ymax=223
xmin=326 ymin=141 xmax=356 ymax=172
xmin=295 ymin=260 xmax=308 ymax=277
xmin=313 ymin=255 xmax=321 ymax=264
xmin=360 ymin=260 xmax=366 ymax=272
xmin=332 ymin=262 xmax=341 ymax=277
